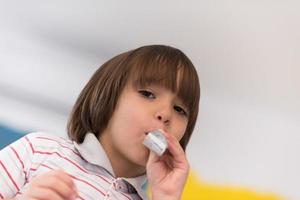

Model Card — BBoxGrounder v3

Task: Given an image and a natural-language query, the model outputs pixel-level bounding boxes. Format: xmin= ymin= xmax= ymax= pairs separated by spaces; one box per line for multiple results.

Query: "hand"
xmin=146 ymin=131 xmax=189 ymax=200
xmin=19 ymin=170 xmax=78 ymax=200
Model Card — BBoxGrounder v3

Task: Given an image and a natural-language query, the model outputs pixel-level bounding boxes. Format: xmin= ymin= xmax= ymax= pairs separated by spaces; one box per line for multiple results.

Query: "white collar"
xmin=74 ymin=133 xmax=148 ymax=199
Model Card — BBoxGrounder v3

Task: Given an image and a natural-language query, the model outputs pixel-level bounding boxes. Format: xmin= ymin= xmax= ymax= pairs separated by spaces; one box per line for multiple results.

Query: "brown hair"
xmin=67 ymin=45 xmax=200 ymax=151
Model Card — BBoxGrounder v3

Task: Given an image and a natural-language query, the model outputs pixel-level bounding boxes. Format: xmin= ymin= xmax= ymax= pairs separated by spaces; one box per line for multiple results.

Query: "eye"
xmin=138 ymin=90 xmax=156 ymax=99
xmin=174 ymin=105 xmax=188 ymax=116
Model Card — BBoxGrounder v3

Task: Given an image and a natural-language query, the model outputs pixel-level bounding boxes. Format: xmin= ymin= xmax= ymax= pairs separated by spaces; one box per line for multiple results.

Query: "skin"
xmin=100 ymin=83 xmax=190 ymax=199
xmin=147 ymin=132 xmax=190 ymax=200
xmin=7 ymin=170 xmax=78 ymax=200
xmin=6 ymin=82 xmax=190 ymax=200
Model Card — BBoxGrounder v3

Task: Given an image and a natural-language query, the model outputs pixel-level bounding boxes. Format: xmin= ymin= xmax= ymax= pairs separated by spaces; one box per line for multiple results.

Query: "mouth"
xmin=143 ymin=130 xmax=168 ymax=156
xmin=143 ymin=132 xmax=149 ymax=141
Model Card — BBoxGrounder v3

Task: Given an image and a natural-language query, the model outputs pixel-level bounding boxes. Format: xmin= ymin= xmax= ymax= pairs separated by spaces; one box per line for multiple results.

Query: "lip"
xmin=145 ymin=130 xmax=157 ymax=135
xmin=145 ymin=130 xmax=153 ymax=135
xmin=145 ymin=129 xmax=165 ymax=136
xmin=144 ymin=128 xmax=165 ymax=138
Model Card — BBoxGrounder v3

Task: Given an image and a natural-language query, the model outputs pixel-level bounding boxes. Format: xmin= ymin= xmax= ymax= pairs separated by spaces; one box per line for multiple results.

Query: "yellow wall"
xmin=182 ymin=171 xmax=284 ymax=200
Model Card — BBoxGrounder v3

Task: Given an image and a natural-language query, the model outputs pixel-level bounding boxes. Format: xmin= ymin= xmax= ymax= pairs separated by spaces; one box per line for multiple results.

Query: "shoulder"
xmin=25 ymin=132 xmax=74 ymax=151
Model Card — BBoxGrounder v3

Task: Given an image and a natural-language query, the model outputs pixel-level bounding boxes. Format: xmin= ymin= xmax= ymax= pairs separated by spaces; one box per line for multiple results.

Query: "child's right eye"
xmin=138 ymin=90 xmax=156 ymax=99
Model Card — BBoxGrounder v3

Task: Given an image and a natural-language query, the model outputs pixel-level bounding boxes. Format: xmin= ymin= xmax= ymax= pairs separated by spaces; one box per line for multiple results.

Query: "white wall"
xmin=0 ymin=1 xmax=299 ymax=199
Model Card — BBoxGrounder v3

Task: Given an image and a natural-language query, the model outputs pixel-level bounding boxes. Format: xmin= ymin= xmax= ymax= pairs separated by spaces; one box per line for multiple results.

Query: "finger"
xmin=25 ymin=187 xmax=65 ymax=200
xmin=53 ymin=170 xmax=76 ymax=188
xmin=47 ymin=176 xmax=77 ymax=199
xmin=34 ymin=171 xmax=78 ymax=199
xmin=161 ymin=131 xmax=189 ymax=170
xmin=54 ymin=170 xmax=78 ymax=196
xmin=146 ymin=150 xmax=160 ymax=170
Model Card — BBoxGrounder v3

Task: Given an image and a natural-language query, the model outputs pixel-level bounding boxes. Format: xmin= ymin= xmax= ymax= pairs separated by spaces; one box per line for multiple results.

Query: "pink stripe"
xmin=10 ymin=146 xmax=28 ymax=181
xmin=39 ymin=163 xmax=54 ymax=170
xmin=34 ymin=150 xmax=111 ymax=184
xmin=35 ymin=164 xmax=104 ymax=198
xmin=25 ymin=136 xmax=34 ymax=154
xmin=0 ymin=192 xmax=4 ymax=198
xmin=69 ymin=174 xmax=106 ymax=197
xmin=30 ymin=164 xmax=132 ymax=200
xmin=0 ymin=160 xmax=20 ymax=191
xmin=25 ymin=135 xmax=110 ymax=184
xmin=36 ymin=137 xmax=81 ymax=157
xmin=43 ymin=165 xmax=131 ymax=200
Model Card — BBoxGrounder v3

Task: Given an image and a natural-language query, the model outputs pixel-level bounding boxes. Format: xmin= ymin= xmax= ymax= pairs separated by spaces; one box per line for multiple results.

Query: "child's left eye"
xmin=174 ymin=105 xmax=187 ymax=116
xmin=138 ymin=90 xmax=156 ymax=99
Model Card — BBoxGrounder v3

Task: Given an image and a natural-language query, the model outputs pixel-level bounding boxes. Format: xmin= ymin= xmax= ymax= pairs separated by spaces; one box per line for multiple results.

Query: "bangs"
xmin=127 ymin=46 xmax=200 ymax=114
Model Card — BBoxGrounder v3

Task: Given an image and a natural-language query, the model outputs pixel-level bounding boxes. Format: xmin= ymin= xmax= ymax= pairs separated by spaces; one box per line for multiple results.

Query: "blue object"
xmin=0 ymin=124 xmax=27 ymax=149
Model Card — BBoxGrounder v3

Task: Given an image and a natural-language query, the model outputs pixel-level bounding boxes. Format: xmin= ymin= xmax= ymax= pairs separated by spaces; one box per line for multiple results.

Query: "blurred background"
xmin=0 ymin=0 xmax=299 ymax=199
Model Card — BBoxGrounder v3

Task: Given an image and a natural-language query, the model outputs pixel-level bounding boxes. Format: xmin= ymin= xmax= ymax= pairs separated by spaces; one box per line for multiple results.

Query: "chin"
xmin=134 ymin=150 xmax=149 ymax=167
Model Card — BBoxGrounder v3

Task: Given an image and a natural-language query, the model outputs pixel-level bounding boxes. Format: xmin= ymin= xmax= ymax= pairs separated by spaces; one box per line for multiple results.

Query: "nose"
xmin=155 ymin=106 xmax=172 ymax=126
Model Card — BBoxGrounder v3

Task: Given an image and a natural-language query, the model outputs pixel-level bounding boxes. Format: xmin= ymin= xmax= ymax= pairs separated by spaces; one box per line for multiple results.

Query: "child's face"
xmin=100 ymin=82 xmax=188 ymax=175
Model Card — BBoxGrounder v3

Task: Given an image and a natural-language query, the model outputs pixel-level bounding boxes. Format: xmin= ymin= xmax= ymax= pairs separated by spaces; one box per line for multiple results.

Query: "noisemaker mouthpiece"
xmin=143 ymin=130 xmax=167 ymax=156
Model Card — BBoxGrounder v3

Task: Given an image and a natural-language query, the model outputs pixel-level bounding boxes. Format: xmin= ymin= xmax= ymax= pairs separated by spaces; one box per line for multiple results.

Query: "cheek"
xmin=116 ymin=105 xmax=145 ymax=132
xmin=174 ymin=119 xmax=188 ymax=141
xmin=176 ymin=130 xmax=185 ymax=141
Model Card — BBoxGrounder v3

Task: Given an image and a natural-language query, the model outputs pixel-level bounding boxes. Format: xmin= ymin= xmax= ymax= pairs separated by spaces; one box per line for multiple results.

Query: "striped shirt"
xmin=0 ymin=132 xmax=148 ymax=200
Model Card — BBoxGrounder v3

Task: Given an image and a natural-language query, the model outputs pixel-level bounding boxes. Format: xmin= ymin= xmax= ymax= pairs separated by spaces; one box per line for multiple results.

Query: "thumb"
xmin=147 ymin=151 xmax=159 ymax=167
